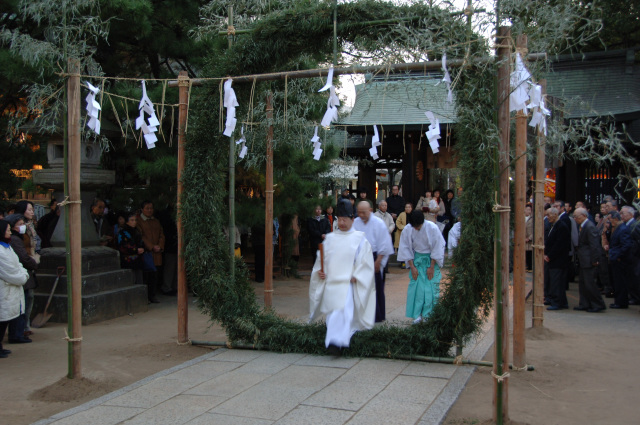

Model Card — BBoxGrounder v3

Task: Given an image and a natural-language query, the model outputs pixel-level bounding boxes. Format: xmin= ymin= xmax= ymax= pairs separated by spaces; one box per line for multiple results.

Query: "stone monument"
xmin=32 ymin=137 xmax=148 ymax=324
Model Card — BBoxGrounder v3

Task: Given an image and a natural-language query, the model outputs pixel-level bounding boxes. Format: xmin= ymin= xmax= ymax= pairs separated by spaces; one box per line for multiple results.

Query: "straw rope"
xmin=57 ymin=196 xmax=82 ymax=207
xmin=491 ymin=371 xmax=510 ymax=383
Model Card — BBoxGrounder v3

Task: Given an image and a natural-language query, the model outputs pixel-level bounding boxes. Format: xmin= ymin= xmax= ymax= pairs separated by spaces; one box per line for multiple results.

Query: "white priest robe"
xmin=309 ymin=228 xmax=376 ymax=347
xmin=397 ymin=220 xmax=446 ymax=267
xmin=353 ymin=215 xmax=394 ymax=268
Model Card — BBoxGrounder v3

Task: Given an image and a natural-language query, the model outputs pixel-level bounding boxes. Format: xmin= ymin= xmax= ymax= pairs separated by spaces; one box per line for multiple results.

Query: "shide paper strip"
xmin=135 ymin=80 xmax=160 ymax=149
xmin=235 ymin=126 xmax=248 ymax=159
xmin=369 ymin=125 xmax=380 ymax=159
xmin=425 ymin=111 xmax=441 ymax=154
xmin=223 ymin=78 xmax=239 ymax=137
xmin=319 ymin=69 xmax=340 ymax=128
xmin=310 ymin=126 xmax=322 ymax=161
xmin=85 ymin=82 xmax=101 ymax=135
xmin=510 ymin=53 xmax=532 ymax=113
xmin=442 ymin=53 xmax=453 ymax=104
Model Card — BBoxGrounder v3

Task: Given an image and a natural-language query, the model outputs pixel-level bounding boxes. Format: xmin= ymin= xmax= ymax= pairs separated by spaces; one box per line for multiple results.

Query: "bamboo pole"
xmin=493 ymin=26 xmax=511 ymax=425
xmin=227 ymin=6 xmax=236 ymax=279
xmin=532 ymin=80 xmax=547 ymax=328
xmin=264 ymin=92 xmax=274 ymax=308
xmin=177 ymin=71 xmax=189 ymax=344
xmin=513 ymin=35 xmax=528 ymax=369
xmin=66 ymin=58 xmax=82 ymax=379
xmin=189 ymin=340 xmax=534 ymax=370
xmin=167 ymin=54 xmax=546 ymax=87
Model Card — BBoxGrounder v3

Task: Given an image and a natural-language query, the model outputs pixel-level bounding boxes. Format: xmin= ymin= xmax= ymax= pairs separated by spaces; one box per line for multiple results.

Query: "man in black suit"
xmin=307 ymin=205 xmax=331 ymax=266
xmin=574 ymin=208 xmax=607 ymax=312
xmin=608 ymin=211 xmax=634 ymax=309
xmin=620 ymin=206 xmax=640 ymax=305
xmin=544 ymin=207 xmax=571 ymax=310
xmin=543 ymin=203 xmax=552 ymax=304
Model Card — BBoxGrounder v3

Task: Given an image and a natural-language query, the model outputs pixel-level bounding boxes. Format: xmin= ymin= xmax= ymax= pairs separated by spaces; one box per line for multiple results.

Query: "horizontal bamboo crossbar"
xmin=167 ymin=53 xmax=546 ymax=87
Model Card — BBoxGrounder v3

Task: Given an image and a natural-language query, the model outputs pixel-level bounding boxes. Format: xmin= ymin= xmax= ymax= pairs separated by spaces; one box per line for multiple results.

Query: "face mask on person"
xmin=18 ymin=225 xmax=27 ymax=234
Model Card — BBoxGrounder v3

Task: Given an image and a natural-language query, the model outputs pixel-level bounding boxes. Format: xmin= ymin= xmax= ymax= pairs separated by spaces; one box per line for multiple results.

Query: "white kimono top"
xmin=448 ymin=222 xmax=462 ymax=254
xmin=396 ymin=220 xmax=446 ymax=268
xmin=353 ymin=215 xmax=394 ymax=268
xmin=308 ymin=228 xmax=376 ymax=331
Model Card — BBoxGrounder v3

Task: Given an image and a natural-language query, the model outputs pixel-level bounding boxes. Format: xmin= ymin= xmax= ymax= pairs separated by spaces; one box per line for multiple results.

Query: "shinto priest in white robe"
xmin=309 ymin=227 xmax=376 ymax=348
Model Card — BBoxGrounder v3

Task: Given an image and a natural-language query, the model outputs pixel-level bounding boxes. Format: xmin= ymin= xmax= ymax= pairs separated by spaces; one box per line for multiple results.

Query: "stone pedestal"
xmin=30 ymin=138 xmax=148 ymax=324
xmin=32 ymin=247 xmax=148 ymax=325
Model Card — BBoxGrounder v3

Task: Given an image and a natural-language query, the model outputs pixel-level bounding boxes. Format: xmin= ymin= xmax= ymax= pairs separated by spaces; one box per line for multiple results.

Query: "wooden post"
xmin=493 ymin=26 xmax=511 ymax=425
xmin=532 ymin=79 xmax=547 ymax=328
xmin=177 ymin=71 xmax=189 ymax=344
xmin=227 ymin=5 xmax=236 ymax=279
xmin=66 ymin=58 xmax=82 ymax=378
xmin=264 ymin=92 xmax=274 ymax=308
xmin=513 ymin=34 xmax=528 ymax=369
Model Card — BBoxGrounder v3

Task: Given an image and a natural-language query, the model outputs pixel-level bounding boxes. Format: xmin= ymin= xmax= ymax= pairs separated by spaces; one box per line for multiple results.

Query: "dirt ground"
xmin=1 ymin=293 xmax=222 ymax=425
xmin=3 ymin=262 xmax=640 ymax=425
xmin=444 ymin=287 xmax=640 ymax=425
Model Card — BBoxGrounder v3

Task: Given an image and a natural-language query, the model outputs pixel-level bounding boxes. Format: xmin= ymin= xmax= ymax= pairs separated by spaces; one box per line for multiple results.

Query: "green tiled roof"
xmin=339 ymin=77 xmax=457 ymax=129
xmin=545 ymin=61 xmax=640 ymax=119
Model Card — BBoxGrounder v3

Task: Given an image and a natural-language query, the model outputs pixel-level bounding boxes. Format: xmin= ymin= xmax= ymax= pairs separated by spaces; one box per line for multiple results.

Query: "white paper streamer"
xmin=528 ymin=84 xmax=551 ymax=135
xmin=235 ymin=126 xmax=248 ymax=159
xmin=85 ymin=82 xmax=101 ymax=135
xmin=223 ymin=78 xmax=239 ymax=137
xmin=135 ymin=81 xmax=160 ymax=149
xmin=425 ymin=111 xmax=441 ymax=154
xmin=510 ymin=53 xmax=532 ymax=113
xmin=319 ymin=70 xmax=340 ymax=128
xmin=310 ymin=126 xmax=323 ymax=160
xmin=369 ymin=125 xmax=380 ymax=159
xmin=442 ymin=53 xmax=453 ymax=104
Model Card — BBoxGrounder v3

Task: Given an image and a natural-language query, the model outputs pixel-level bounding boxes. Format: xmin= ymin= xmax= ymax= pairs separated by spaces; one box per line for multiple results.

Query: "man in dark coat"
xmin=620 ymin=206 xmax=640 ymax=305
xmin=544 ymin=208 xmax=571 ymax=310
xmin=307 ymin=205 xmax=331 ymax=266
xmin=573 ymin=208 xmax=607 ymax=312
xmin=608 ymin=211 xmax=633 ymax=309
xmin=385 ymin=185 xmax=405 ymax=221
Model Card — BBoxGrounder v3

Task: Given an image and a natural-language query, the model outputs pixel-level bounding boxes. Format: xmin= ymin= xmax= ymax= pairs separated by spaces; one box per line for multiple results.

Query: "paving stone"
xmin=184 ymin=369 xmax=272 ymax=398
xmin=121 ymin=395 xmax=225 ymax=425
xmin=302 ymin=380 xmax=385 ymax=411
xmin=211 ymin=366 xmax=344 ymax=420
xmin=274 ymin=405 xmax=354 ymax=425
xmin=208 ymin=349 xmax=265 ymax=363
xmin=103 ymin=377 xmax=197 ymax=408
xmin=378 ymin=375 xmax=447 ymax=405
xmin=401 ymin=362 xmax=457 ymax=379
xmin=165 ymin=360 xmax=244 ymax=386
xmin=185 ymin=413 xmax=273 ymax=425
xmin=295 ymin=355 xmax=360 ymax=369
xmin=49 ymin=406 xmax=145 ymax=425
xmin=344 ymin=398 xmax=428 ymax=425
xmin=237 ymin=352 xmax=307 ymax=375
xmin=337 ymin=358 xmax=408 ymax=386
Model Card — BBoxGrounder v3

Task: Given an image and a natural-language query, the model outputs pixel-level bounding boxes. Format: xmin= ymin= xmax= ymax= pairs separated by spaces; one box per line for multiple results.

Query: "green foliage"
xmin=183 ymin=0 xmax=494 ymax=357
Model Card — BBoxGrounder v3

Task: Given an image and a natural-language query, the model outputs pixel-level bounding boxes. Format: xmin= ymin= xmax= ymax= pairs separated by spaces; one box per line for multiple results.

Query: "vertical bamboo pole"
xmin=493 ymin=26 xmax=511 ymax=425
xmin=227 ymin=5 xmax=236 ymax=279
xmin=532 ymin=80 xmax=547 ymax=328
xmin=66 ymin=58 xmax=82 ymax=378
xmin=264 ymin=92 xmax=274 ymax=308
xmin=513 ymin=35 xmax=528 ymax=369
xmin=177 ymin=71 xmax=189 ymax=344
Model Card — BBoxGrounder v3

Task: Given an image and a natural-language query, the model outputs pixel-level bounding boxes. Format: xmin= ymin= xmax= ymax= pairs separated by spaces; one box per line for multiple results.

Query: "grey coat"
xmin=576 ymin=220 xmax=600 ymax=268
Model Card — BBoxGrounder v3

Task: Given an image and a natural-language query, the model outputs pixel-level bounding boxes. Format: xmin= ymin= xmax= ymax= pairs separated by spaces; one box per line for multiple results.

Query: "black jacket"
xmin=10 ymin=233 xmax=38 ymax=289
xmin=386 ymin=194 xmax=406 ymax=217
xmin=545 ymin=219 xmax=571 ymax=269
xmin=307 ymin=216 xmax=330 ymax=248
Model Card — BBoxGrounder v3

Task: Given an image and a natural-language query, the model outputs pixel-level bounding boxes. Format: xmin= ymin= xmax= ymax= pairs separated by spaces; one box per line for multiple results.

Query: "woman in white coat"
xmin=0 ymin=219 xmax=30 ymax=358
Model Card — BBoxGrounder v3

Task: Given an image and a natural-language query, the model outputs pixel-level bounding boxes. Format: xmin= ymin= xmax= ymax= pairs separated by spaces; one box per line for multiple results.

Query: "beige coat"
xmin=394 ymin=211 xmax=409 ymax=249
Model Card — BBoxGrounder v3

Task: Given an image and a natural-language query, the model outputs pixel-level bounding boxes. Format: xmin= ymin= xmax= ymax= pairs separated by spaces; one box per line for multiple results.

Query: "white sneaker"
xmin=413 ymin=316 xmax=423 ymax=324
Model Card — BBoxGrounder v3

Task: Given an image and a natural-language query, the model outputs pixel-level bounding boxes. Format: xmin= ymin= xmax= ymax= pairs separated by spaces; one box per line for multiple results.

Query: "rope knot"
xmin=491 ymin=371 xmax=511 ymax=383
xmin=63 ymin=328 xmax=83 ymax=343
xmin=57 ymin=196 xmax=82 ymax=207
xmin=454 ymin=355 xmax=464 ymax=365
xmin=227 ymin=25 xmax=236 ymax=36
